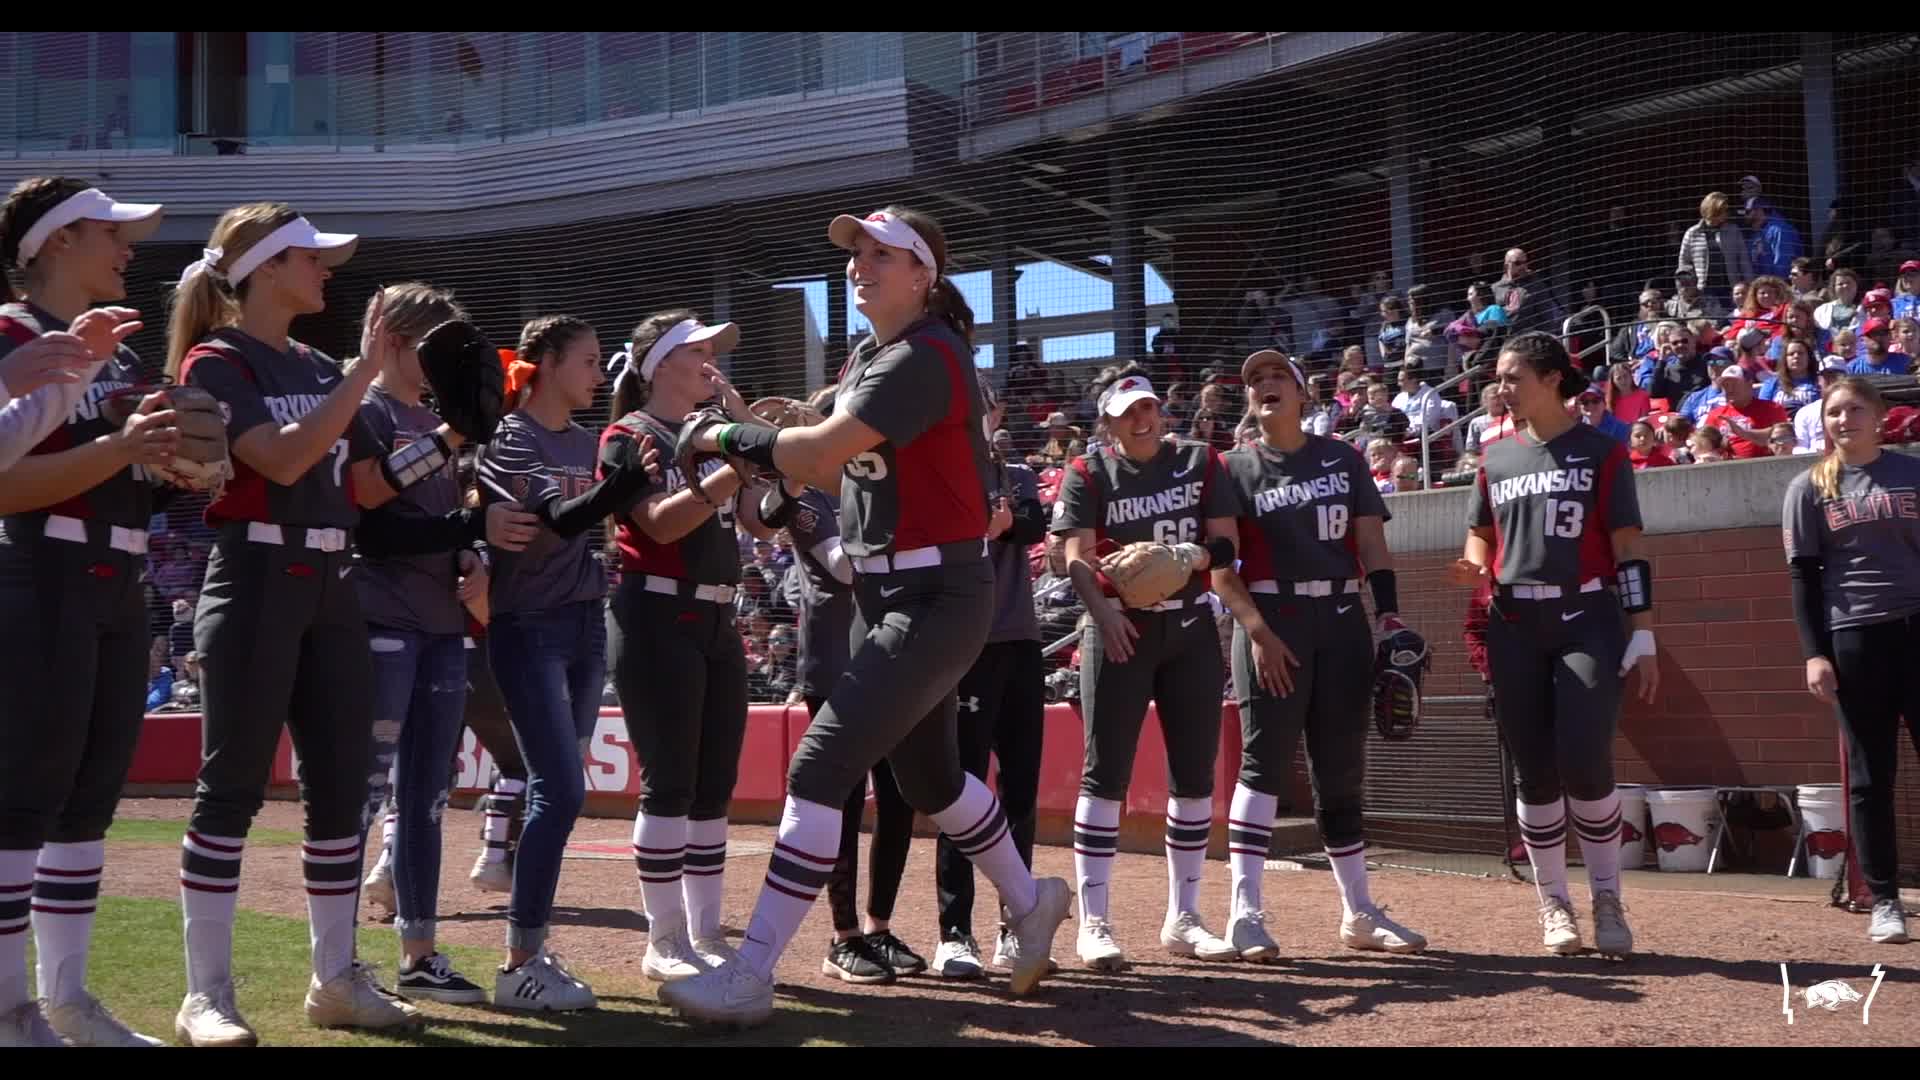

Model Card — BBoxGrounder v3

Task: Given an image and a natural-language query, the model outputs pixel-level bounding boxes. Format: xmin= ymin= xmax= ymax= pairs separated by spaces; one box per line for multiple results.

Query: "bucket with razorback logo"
xmin=1646 ymin=786 xmax=1718 ymax=872
xmin=1616 ymin=784 xmax=1649 ymax=870
xmin=1796 ymin=783 xmax=1847 ymax=880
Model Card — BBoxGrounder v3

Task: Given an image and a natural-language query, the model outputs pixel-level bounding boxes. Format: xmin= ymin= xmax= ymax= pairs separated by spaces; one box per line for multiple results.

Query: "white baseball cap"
xmin=226 ymin=216 xmax=359 ymax=285
xmin=1242 ymin=349 xmax=1305 ymax=388
xmin=636 ymin=318 xmax=740 ymax=383
xmin=828 ymin=210 xmax=938 ymax=271
xmin=1100 ymin=375 xmax=1161 ymax=418
xmin=16 ymin=188 xmax=163 ymax=267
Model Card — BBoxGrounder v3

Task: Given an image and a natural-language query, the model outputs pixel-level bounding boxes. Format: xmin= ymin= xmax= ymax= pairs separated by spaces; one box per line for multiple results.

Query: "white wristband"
xmin=1618 ymin=628 xmax=1657 ymax=677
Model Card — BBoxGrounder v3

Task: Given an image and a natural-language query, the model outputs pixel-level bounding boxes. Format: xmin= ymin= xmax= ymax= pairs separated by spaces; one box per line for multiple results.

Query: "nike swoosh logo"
xmin=1181 ymin=617 xmax=1199 ymax=628
xmin=880 ymin=585 xmax=903 ymax=598
xmin=744 ymin=933 xmax=770 ymax=948
xmin=1085 ymin=883 xmax=1104 ymax=891
xmin=1184 ymin=876 xmax=1202 ymax=885
xmin=1561 ymin=610 xmax=1583 ymax=621
xmin=1321 ymin=459 xmax=1341 ymax=468
xmin=1566 ymin=456 xmax=1588 ymax=463
xmin=317 ymin=374 xmax=338 ymax=385
xmin=338 ymin=566 xmax=352 ymax=579
xmin=1336 ymin=604 xmax=1353 ymax=614
xmin=1173 ymin=466 xmax=1197 ymax=478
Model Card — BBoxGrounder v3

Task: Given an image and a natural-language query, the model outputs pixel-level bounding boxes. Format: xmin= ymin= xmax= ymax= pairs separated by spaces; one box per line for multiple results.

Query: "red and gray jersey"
xmin=0 ymin=302 xmax=153 ymax=529
xmin=787 ymin=487 xmax=853 ymax=694
xmin=1224 ymin=434 xmax=1387 ymax=582
xmin=1050 ymin=439 xmax=1238 ymax=604
xmin=352 ymin=384 xmax=465 ymax=635
xmin=182 ymin=328 xmax=379 ymax=529
xmin=600 ymin=409 xmax=739 ymax=586
xmin=834 ymin=316 xmax=991 ymax=558
xmin=476 ymin=410 xmax=606 ymax=615
xmin=1466 ymin=422 xmax=1641 ymax=586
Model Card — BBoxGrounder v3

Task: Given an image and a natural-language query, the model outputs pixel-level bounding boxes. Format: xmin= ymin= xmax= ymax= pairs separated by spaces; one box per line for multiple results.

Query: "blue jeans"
xmin=488 ymin=599 xmax=607 ymax=952
xmin=363 ymin=626 xmax=470 ymax=941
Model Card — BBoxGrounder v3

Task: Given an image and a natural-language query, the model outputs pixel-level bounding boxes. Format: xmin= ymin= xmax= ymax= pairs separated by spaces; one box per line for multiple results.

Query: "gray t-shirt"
xmin=786 ymin=487 xmax=852 ymax=695
xmin=1224 ymin=434 xmax=1387 ymax=583
xmin=1783 ymin=451 xmax=1920 ymax=630
xmin=1466 ymin=423 xmax=1641 ymax=586
xmin=475 ymin=410 xmax=606 ymax=615
xmin=987 ymin=461 xmax=1042 ymax=644
xmin=353 ymin=384 xmax=466 ymax=635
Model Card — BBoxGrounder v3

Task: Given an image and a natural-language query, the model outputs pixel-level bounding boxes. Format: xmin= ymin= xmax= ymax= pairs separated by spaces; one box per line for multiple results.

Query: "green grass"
xmin=43 ymin=897 xmax=858 ymax=1046
xmin=107 ymin=819 xmax=305 ymax=847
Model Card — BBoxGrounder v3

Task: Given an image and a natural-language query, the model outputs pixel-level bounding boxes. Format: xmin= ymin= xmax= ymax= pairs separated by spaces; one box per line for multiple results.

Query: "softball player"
xmin=169 ymin=204 xmax=495 ymax=1043
xmin=1784 ymin=376 xmax=1920 ymax=944
xmin=1212 ymin=350 xmax=1426 ymax=962
xmin=600 ymin=308 xmax=758 ymax=982
xmin=0 ymin=179 xmax=169 ymax=1047
xmin=476 ymin=315 xmax=657 ymax=1012
xmin=1451 ymin=331 xmax=1658 ymax=959
xmin=1052 ymin=363 xmax=1241 ymax=971
xmin=660 ymin=205 xmax=1071 ymax=1027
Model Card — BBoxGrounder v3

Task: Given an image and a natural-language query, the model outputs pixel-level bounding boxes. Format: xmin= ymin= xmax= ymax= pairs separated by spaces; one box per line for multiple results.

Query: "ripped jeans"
xmin=362 ymin=626 xmax=470 ymax=940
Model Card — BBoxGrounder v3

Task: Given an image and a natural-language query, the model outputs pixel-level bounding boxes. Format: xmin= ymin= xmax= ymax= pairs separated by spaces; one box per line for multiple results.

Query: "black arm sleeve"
xmin=534 ymin=463 xmax=650 ymax=539
xmin=1788 ymin=556 xmax=1831 ymax=661
xmin=1006 ymin=496 xmax=1048 ymax=546
xmin=356 ymin=505 xmax=484 ymax=558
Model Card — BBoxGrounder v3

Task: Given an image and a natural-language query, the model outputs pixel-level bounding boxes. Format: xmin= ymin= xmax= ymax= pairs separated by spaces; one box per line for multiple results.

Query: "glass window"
xmin=246 ymin=32 xmax=334 ymax=146
xmin=600 ymin=33 xmax=667 ymax=121
xmin=16 ymin=33 xmax=90 ymax=151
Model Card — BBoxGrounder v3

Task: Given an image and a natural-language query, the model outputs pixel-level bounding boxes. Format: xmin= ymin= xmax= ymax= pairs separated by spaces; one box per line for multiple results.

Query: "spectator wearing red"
xmin=1733 ymin=327 xmax=1775 ymax=380
xmin=1604 ymin=362 xmax=1651 ymax=423
xmin=1703 ymin=364 xmax=1790 ymax=458
xmin=1894 ymin=260 xmax=1920 ymax=321
xmin=1727 ymin=274 xmax=1791 ymax=345
xmin=1627 ymin=421 xmax=1675 ymax=469
xmin=1848 ymin=318 xmax=1910 ymax=376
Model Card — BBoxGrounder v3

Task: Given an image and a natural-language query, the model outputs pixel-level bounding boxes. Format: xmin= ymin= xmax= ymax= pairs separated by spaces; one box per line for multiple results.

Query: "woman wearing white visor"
xmin=167 ymin=206 xmax=481 ymax=1044
xmin=661 ymin=206 xmax=1071 ymax=1027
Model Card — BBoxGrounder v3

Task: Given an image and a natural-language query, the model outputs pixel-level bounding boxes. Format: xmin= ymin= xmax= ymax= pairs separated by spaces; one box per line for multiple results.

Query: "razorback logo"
xmin=865 ymin=212 xmax=890 ymax=223
xmin=1652 ymin=821 xmax=1703 ymax=851
xmin=1619 ymin=819 xmax=1641 ymax=845
xmin=1804 ymin=829 xmax=1849 ymax=860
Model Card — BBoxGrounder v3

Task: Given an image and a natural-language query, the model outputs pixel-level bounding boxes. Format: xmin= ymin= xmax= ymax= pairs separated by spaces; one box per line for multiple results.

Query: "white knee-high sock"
xmin=1516 ymin=800 xmax=1571 ymax=906
xmin=32 ymin=840 xmax=104 ymax=1006
xmin=1073 ymin=795 xmax=1122 ymax=922
xmin=1569 ymin=792 xmax=1625 ymax=899
xmin=1228 ymin=785 xmax=1277 ymax=921
xmin=684 ymin=817 xmax=729 ymax=942
xmin=180 ymin=831 xmax=245 ymax=994
xmin=632 ymin=813 xmax=686 ymax=928
xmin=737 ymin=797 xmax=840 ymax=981
xmin=0 ymin=848 xmax=37 ymax=1013
xmin=481 ymin=776 xmax=525 ymax=862
xmin=930 ymin=774 xmax=1037 ymax=920
xmin=303 ymin=835 xmax=361 ymax=983
xmin=1165 ymin=796 xmax=1211 ymax=916
xmin=1324 ymin=840 xmax=1373 ymax=917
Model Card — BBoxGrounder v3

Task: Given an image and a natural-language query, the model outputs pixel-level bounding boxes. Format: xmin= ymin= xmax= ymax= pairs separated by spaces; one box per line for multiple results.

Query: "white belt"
xmin=1142 ymin=597 xmax=1192 ymax=612
xmin=1504 ymin=578 xmax=1606 ymax=600
xmin=245 ymin=522 xmax=348 ymax=552
xmin=44 ymin=514 xmax=148 ymax=555
xmin=1247 ymin=579 xmax=1359 ymax=597
xmin=851 ymin=540 xmax=987 ymax=577
xmin=643 ymin=574 xmax=737 ymax=605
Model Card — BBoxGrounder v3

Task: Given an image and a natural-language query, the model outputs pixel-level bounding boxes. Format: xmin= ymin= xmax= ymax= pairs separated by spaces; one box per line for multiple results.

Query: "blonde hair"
xmin=165 ymin=202 xmax=301 ymax=378
xmin=1700 ymin=191 xmax=1729 ymax=224
xmin=1811 ymin=377 xmax=1888 ymax=500
xmin=344 ymin=282 xmax=464 ymax=374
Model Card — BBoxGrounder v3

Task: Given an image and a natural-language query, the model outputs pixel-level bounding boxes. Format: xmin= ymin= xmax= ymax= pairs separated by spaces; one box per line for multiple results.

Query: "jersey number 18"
xmin=1315 ymin=504 xmax=1349 ymax=541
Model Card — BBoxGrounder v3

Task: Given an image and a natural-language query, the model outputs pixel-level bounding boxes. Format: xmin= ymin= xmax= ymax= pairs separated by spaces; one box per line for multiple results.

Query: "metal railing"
xmin=961 ymin=32 xmax=1273 ymax=128
xmin=1417 ymin=359 xmax=1493 ymax=487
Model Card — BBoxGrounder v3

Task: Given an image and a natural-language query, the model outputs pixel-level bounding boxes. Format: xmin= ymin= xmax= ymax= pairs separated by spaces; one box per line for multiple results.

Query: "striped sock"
xmin=1073 ymin=795 xmax=1121 ymax=922
xmin=632 ymin=813 xmax=687 ymax=926
xmin=303 ymin=836 xmax=362 ymax=984
xmin=1324 ymin=840 xmax=1373 ymax=917
xmin=1166 ymin=797 xmax=1211 ymax=915
xmin=482 ymin=776 xmax=525 ymax=863
xmin=738 ymin=797 xmax=839 ymax=981
xmin=377 ymin=805 xmax=398 ymax=871
xmin=0 ymin=848 xmax=36 ymax=1013
xmin=1516 ymin=800 xmax=1571 ymax=905
xmin=1569 ymin=792 xmax=1625 ymax=899
xmin=180 ymin=830 xmax=244 ymax=994
xmin=1228 ymin=784 xmax=1277 ymax=920
xmin=32 ymin=841 xmax=103 ymax=1006
xmin=931 ymin=774 xmax=1037 ymax=920
xmin=684 ymin=817 xmax=729 ymax=943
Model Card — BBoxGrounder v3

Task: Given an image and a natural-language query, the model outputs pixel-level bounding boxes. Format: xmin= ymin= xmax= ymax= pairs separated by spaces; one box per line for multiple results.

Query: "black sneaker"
xmin=863 ymin=930 xmax=927 ymax=976
xmin=396 ymin=952 xmax=489 ymax=1004
xmin=822 ymin=936 xmax=896 ymax=984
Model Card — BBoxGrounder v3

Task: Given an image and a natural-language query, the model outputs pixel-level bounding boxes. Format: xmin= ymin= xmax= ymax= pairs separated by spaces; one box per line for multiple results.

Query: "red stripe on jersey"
xmin=1068 ymin=453 xmax=1120 ymax=593
xmin=1577 ymin=441 xmax=1626 ymax=581
xmin=1236 ymin=513 xmax=1275 ymax=580
xmin=6 ymin=316 xmax=99 ymax=519
xmin=181 ymin=344 xmax=272 ymax=526
xmin=891 ymin=332 xmax=989 ymax=550
xmin=599 ymin=418 xmax=688 ymax=578
xmin=1479 ymin=467 xmax=1507 ymax=580
xmin=0 ymin=318 xmax=36 ymax=347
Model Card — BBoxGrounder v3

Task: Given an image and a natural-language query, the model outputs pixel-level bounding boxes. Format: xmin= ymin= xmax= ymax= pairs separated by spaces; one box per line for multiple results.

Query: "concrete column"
xmin=1110 ymin=154 xmax=1145 ymax=362
xmin=993 ymin=234 xmax=1018 ymax=372
xmin=1802 ymin=32 xmax=1838 ymax=255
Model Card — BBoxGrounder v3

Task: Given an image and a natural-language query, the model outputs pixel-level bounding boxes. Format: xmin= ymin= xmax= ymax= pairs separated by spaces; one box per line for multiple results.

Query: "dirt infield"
xmin=106 ymin=798 xmax=1915 ymax=1046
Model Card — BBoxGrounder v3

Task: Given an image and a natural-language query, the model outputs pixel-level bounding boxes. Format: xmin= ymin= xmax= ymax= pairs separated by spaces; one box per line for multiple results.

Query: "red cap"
xmin=1900 ymin=260 xmax=1920 ymax=276
xmin=1862 ymin=317 xmax=1891 ymax=336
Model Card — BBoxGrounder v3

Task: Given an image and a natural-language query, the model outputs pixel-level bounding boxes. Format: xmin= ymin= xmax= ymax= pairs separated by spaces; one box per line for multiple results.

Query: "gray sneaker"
xmin=1869 ymin=899 xmax=1910 ymax=944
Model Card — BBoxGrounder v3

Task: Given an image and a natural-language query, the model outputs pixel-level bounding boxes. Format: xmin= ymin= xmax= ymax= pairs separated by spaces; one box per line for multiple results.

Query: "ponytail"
xmin=1810 ymin=446 xmax=1843 ymax=502
xmin=166 ymin=267 xmax=239 ymax=379
xmin=928 ymin=276 xmax=975 ymax=348
xmin=513 ymin=314 xmax=592 ymax=410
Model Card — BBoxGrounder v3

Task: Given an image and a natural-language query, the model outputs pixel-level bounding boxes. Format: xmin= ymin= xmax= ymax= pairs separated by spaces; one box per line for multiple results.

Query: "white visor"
xmin=227 ymin=216 xmax=359 ymax=286
xmin=1100 ymin=375 xmax=1161 ymax=418
xmin=1242 ymin=349 xmax=1306 ymax=390
xmin=828 ymin=211 xmax=938 ymax=272
xmin=16 ymin=188 xmax=163 ymax=267
xmin=638 ymin=319 xmax=740 ymax=383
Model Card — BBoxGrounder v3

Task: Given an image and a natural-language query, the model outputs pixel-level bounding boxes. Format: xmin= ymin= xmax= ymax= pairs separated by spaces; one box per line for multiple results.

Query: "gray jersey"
xmin=352 ymin=384 xmax=465 ymax=635
xmin=987 ymin=460 xmax=1042 ymax=643
xmin=787 ymin=487 xmax=852 ymax=695
xmin=1224 ymin=435 xmax=1388 ymax=582
xmin=1051 ymin=439 xmax=1239 ymax=605
xmin=475 ymin=410 xmax=606 ymax=615
xmin=1783 ymin=451 xmax=1920 ymax=630
xmin=1466 ymin=423 xmax=1640 ymax=586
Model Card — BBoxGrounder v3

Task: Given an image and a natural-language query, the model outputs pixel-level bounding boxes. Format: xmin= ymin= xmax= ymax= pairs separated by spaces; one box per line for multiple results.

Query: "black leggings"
xmin=807 ymin=696 xmax=914 ymax=935
xmin=1831 ymin=615 xmax=1920 ymax=902
xmin=936 ymin=640 xmax=1045 ymax=939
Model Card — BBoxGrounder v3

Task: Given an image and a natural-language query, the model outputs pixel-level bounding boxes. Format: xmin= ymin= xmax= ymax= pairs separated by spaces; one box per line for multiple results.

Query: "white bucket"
xmin=1797 ymin=783 xmax=1848 ymax=880
xmin=1645 ymin=787 xmax=1719 ymax=872
xmin=1616 ymin=784 xmax=1650 ymax=870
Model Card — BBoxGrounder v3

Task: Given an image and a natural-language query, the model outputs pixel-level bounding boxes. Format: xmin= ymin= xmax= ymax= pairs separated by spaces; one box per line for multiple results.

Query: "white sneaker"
xmin=990 ymin=925 xmax=1060 ymax=974
xmin=1 ymin=1000 xmax=67 ymax=1047
xmin=174 ymin=983 xmax=258 ymax=1047
xmin=1540 ymin=896 xmax=1583 ymax=955
xmin=1869 ymin=899 xmax=1910 ymax=944
xmin=1228 ymin=909 xmax=1281 ymax=962
xmin=494 ymin=950 xmax=597 ymax=1012
xmin=692 ymin=935 xmax=739 ymax=968
xmin=1341 ymin=904 xmax=1428 ymax=955
xmin=1161 ymin=910 xmax=1238 ymax=962
xmin=362 ymin=858 xmax=396 ymax=915
xmin=1591 ymin=892 xmax=1633 ymax=957
xmin=45 ymin=992 xmax=163 ymax=1046
xmin=932 ymin=935 xmax=984 ymax=980
xmin=468 ymin=852 xmax=512 ymax=895
xmin=1077 ymin=915 xmax=1130 ymax=973
xmin=305 ymin=963 xmax=425 ymax=1031
xmin=658 ymin=959 xmax=775 ymax=1028
xmin=643 ymin=914 xmax=709 ymax=983
xmin=1007 ymin=877 xmax=1071 ymax=995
